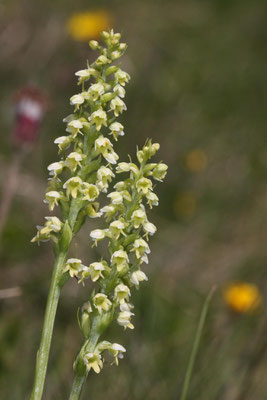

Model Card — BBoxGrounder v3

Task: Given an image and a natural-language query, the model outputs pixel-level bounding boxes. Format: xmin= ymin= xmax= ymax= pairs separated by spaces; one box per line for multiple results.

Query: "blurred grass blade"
xmin=0 ymin=286 xmax=22 ymax=299
xmin=180 ymin=286 xmax=216 ymax=400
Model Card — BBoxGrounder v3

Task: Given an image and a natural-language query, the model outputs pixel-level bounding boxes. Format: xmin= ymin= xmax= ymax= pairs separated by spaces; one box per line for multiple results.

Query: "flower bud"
xmin=79 ymin=302 xmax=92 ymax=338
xmin=142 ymin=141 xmax=160 ymax=160
xmin=110 ymin=50 xmax=121 ymax=60
xmin=152 ymin=163 xmax=168 ymax=182
xmin=119 ymin=43 xmax=127 ymax=52
xmin=137 ymin=150 xmax=144 ymax=164
xmin=101 ymin=92 xmax=114 ymax=103
xmin=89 ymin=40 xmax=99 ymax=50
xmin=101 ymin=30 xmax=109 ymax=40
xmin=96 ymin=55 xmax=111 ymax=66
xmin=143 ymin=163 xmax=157 ymax=175
xmin=105 ymin=64 xmax=120 ymax=77
xmin=84 ymin=203 xmax=102 ymax=218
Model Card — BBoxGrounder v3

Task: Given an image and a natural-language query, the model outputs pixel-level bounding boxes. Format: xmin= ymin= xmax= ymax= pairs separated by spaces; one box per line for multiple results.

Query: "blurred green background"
xmin=1 ymin=0 xmax=267 ymax=399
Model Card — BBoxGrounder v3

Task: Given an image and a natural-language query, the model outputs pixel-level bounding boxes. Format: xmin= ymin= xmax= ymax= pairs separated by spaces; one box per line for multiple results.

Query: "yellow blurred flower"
xmin=174 ymin=192 xmax=197 ymax=218
xmin=67 ymin=11 xmax=112 ymax=41
xmin=185 ymin=149 xmax=207 ymax=173
xmin=224 ymin=283 xmax=261 ymax=313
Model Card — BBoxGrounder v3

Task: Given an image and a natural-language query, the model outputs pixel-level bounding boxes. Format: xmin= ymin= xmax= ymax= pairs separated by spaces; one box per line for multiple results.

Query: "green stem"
xmin=30 ymin=250 xmax=68 ymax=400
xmin=180 ymin=286 xmax=216 ymax=400
xmin=69 ymin=331 xmax=100 ymax=400
xmin=69 ymin=369 xmax=88 ymax=400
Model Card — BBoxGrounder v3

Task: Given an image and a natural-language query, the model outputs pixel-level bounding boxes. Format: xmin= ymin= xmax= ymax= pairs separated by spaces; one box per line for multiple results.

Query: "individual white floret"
xmin=54 ymin=136 xmax=72 ymax=152
xmin=136 ymin=177 xmax=153 ymax=195
xmin=89 ymin=83 xmax=105 ymax=101
xmin=113 ymin=84 xmax=125 ymax=98
xmin=131 ymin=209 xmax=147 ymax=229
xmin=89 ymin=262 xmax=106 ymax=282
xmin=47 ymin=161 xmax=64 ymax=176
xmin=65 ymin=152 xmax=84 ymax=172
xmin=44 ymin=191 xmax=62 ymax=211
xmin=109 ymin=122 xmax=124 ymax=141
xmin=131 ymin=238 xmax=150 ymax=264
xmin=114 ymin=284 xmax=131 ymax=304
xmin=93 ymin=293 xmax=112 ymax=314
xmin=107 ymin=191 xmax=124 ymax=205
xmin=146 ymin=191 xmax=159 ymax=208
xmin=63 ymin=258 xmax=86 ymax=278
xmin=83 ymin=352 xmax=103 ymax=374
xmin=70 ymin=94 xmax=84 ymax=106
xmin=143 ymin=221 xmax=157 ymax=236
xmin=108 ymin=219 xmax=127 ymax=240
xmin=95 ymin=135 xmax=118 ymax=164
xmin=110 ymin=96 xmax=127 ymax=117
xmin=111 ymin=249 xmax=129 ymax=272
xmin=96 ymin=166 xmax=115 ymax=192
xmin=66 ymin=119 xmax=83 ymax=138
xmin=90 ymin=229 xmax=107 ymax=245
xmin=89 ymin=108 xmax=107 ymax=131
xmin=114 ymin=69 xmax=130 ymax=86
xmin=117 ymin=310 xmax=134 ymax=330
xmin=82 ymin=183 xmax=99 ymax=201
xmin=63 ymin=177 xmax=83 ymax=198
xmin=130 ymin=270 xmax=148 ymax=287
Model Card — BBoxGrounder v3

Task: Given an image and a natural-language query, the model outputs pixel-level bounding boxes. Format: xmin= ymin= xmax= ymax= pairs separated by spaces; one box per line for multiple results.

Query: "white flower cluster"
xmin=32 ymin=29 xmax=130 ymax=245
xmin=85 ymin=140 xmax=167 ymax=328
xmin=31 ymin=29 xmax=167 ymax=376
xmin=73 ymin=139 xmax=167 ymax=374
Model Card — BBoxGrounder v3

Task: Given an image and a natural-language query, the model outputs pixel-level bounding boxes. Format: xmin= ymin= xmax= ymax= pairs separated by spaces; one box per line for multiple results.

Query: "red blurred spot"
xmin=12 ymin=86 xmax=48 ymax=146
